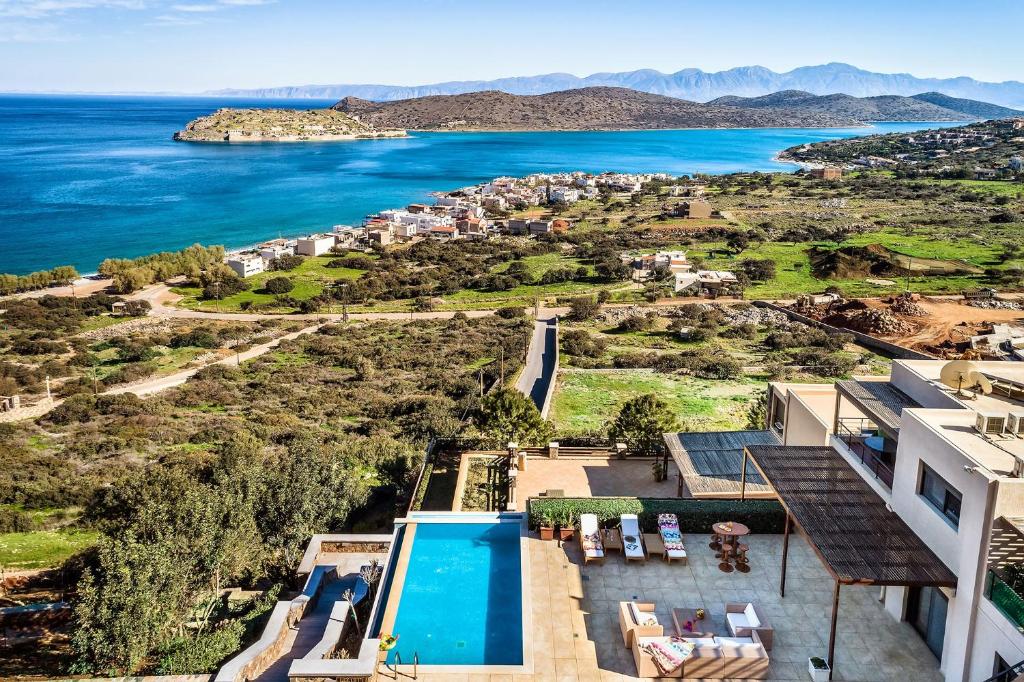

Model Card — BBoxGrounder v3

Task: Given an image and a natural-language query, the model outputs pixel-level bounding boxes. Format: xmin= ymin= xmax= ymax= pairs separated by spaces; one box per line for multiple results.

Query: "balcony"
xmin=985 ymin=568 xmax=1024 ymax=633
xmin=836 ymin=417 xmax=896 ymax=489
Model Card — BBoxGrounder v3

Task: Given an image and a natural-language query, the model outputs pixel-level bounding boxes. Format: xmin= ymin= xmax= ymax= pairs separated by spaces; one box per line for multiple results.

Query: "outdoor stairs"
xmin=252 ymin=574 xmax=353 ymax=682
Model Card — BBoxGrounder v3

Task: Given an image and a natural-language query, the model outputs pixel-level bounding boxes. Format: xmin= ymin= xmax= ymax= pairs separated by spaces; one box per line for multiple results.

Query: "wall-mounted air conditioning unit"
xmin=975 ymin=410 xmax=1007 ymax=436
xmin=1007 ymin=412 xmax=1024 ymax=436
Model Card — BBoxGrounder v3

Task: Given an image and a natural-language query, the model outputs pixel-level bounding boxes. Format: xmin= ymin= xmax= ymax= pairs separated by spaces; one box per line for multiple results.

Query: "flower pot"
xmin=539 ymin=525 xmax=555 ymax=541
xmin=558 ymin=526 xmax=575 ymax=542
xmin=808 ymin=657 xmax=830 ymax=682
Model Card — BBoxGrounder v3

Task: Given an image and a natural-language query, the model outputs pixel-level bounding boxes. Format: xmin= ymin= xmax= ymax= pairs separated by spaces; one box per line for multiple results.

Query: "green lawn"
xmin=173 ymin=255 xmax=367 ymax=312
xmin=0 ymin=529 xmax=99 ymax=569
xmin=922 ymin=179 xmax=1024 ymax=197
xmin=549 ymin=369 xmax=760 ymax=436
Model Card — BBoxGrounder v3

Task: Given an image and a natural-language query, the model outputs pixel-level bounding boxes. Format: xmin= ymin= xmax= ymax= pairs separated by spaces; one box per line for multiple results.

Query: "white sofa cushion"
xmin=629 ymin=602 xmax=658 ymax=627
xmin=726 ymin=604 xmax=760 ymax=634
xmin=744 ymin=603 xmax=760 ymax=627
xmin=715 ymin=636 xmax=755 ymax=646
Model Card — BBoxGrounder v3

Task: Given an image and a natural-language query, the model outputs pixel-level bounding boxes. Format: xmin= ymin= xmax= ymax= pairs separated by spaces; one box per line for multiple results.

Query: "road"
xmin=516 ymin=316 xmax=558 ymax=418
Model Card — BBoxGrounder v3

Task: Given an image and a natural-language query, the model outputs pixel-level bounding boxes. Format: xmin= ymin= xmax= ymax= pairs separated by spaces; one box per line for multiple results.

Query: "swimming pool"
xmin=382 ymin=516 xmax=526 ymax=667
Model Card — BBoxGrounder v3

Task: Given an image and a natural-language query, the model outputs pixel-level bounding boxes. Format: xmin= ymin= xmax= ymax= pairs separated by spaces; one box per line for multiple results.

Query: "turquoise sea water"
xmin=0 ymin=94 xmax=957 ymax=275
xmin=386 ymin=520 xmax=523 ymax=666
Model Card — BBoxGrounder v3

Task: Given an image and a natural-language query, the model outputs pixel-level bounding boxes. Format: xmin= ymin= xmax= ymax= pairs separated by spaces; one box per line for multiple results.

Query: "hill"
xmin=205 ymin=62 xmax=1024 ymax=109
xmin=779 ymin=118 xmax=1024 ymax=174
xmin=708 ymin=91 xmax=1021 ymax=121
xmin=333 ymin=87 xmax=867 ymax=131
xmin=172 ymin=107 xmax=405 ymax=142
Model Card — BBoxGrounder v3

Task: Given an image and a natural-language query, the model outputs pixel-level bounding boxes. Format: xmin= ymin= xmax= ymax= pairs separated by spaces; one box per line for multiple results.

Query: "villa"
xmin=760 ymin=359 xmax=1024 ymax=681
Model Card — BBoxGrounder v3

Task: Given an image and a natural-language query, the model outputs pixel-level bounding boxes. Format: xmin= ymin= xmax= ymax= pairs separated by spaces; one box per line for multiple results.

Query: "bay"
xmin=0 ymin=94 xmax=956 ymax=275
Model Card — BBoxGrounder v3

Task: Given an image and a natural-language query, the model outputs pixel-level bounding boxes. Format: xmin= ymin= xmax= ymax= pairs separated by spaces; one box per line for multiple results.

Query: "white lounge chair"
xmin=577 ymin=513 xmax=605 ymax=564
xmin=657 ymin=513 xmax=687 ymax=563
xmin=620 ymin=514 xmax=646 ymax=562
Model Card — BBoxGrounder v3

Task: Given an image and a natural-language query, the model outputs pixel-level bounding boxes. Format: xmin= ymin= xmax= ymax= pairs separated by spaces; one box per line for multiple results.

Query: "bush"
xmin=270 ymin=254 xmax=304 ymax=271
xmin=568 ymin=297 xmax=601 ymax=321
xmin=528 ymin=497 xmax=785 ymax=534
xmin=495 ymin=306 xmax=525 ymax=319
xmin=618 ymin=312 xmax=659 ymax=332
xmin=264 ymin=277 xmax=294 ymax=295
xmin=561 ymin=329 xmax=608 ymax=357
xmin=169 ymin=329 xmax=220 ymax=349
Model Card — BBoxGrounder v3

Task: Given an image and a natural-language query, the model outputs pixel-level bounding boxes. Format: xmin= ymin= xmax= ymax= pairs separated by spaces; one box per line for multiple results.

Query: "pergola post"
xmin=780 ymin=512 xmax=790 ymax=597
xmin=740 ymin=448 xmax=748 ymax=501
xmin=827 ymin=580 xmax=841 ymax=680
xmin=833 ymin=391 xmax=842 ymax=435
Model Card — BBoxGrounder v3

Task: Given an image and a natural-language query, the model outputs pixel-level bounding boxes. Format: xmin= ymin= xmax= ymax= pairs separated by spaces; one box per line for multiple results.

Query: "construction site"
xmin=791 ymin=292 xmax=1024 ymax=359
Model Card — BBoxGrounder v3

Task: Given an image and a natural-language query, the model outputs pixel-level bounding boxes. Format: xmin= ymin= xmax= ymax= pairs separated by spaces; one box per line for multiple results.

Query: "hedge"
xmin=527 ymin=497 xmax=785 ymax=534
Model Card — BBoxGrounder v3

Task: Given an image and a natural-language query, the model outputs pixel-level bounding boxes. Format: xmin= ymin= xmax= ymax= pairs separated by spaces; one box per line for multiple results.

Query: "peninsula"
xmin=172 ymin=107 xmax=406 ymax=142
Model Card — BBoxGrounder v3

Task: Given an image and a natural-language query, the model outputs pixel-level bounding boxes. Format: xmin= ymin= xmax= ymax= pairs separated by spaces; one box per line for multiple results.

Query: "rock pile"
xmin=822 ymin=309 xmax=916 ymax=337
xmin=889 ymin=293 xmax=928 ymax=317
xmin=966 ymin=298 xmax=1024 ymax=311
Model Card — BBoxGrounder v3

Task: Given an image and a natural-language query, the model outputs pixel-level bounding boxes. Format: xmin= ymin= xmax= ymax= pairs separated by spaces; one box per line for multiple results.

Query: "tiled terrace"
xmin=515 ymin=457 xmax=682 ymax=501
xmin=393 ymin=533 xmax=943 ymax=682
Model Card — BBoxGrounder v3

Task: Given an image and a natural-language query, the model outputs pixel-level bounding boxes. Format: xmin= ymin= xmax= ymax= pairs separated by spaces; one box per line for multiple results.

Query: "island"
xmin=172 ymin=107 xmax=406 ymax=142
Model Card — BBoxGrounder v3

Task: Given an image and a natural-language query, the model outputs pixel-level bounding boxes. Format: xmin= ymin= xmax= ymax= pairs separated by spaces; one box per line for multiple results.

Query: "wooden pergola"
xmin=741 ymin=444 xmax=957 ymax=680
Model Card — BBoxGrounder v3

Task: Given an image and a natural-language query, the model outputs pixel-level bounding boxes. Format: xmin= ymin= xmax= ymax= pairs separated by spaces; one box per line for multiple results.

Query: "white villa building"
xmin=226 ymin=254 xmax=264 ymax=278
xmin=295 ymin=234 xmax=336 ymax=257
xmin=767 ymin=359 xmax=1024 ymax=681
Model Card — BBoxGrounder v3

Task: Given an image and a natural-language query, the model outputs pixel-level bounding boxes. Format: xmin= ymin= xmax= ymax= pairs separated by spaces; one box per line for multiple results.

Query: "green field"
xmin=0 ymin=529 xmax=99 ymax=569
xmin=173 ymin=255 xmax=367 ymax=312
xmin=549 ymin=369 xmax=760 ymax=435
xmin=684 ymin=229 xmax=1005 ymax=299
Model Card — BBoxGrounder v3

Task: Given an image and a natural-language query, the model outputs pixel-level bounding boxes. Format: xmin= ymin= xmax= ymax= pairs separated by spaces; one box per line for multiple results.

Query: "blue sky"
xmin=0 ymin=0 xmax=1020 ymax=93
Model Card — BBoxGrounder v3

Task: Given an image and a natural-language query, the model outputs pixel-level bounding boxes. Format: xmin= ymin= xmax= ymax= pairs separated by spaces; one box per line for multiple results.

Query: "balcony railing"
xmin=986 ymin=569 xmax=1024 ymax=633
xmin=836 ymin=418 xmax=895 ymax=489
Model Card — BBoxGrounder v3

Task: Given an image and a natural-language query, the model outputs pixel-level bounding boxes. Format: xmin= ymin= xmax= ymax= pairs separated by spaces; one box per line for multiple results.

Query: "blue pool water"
xmin=387 ymin=521 xmax=523 ymax=666
xmin=0 ymin=94 xmax=961 ymax=275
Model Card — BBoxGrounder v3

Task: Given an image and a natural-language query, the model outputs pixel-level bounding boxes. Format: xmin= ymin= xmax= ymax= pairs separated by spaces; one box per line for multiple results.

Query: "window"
xmin=919 ymin=464 xmax=962 ymax=528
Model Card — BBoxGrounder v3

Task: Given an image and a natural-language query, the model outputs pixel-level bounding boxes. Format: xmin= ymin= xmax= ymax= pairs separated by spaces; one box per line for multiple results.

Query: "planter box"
xmin=539 ymin=526 xmax=555 ymax=541
xmin=808 ymin=658 xmax=830 ymax=681
xmin=557 ymin=527 xmax=575 ymax=542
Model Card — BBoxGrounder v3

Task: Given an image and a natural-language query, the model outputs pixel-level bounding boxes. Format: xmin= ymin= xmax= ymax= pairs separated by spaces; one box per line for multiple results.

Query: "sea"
xmin=0 ymin=94 xmax=959 ymax=275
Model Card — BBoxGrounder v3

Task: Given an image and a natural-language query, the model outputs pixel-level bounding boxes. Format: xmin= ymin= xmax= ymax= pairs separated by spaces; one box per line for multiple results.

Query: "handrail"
xmin=981 ymin=657 xmax=1024 ymax=682
xmin=835 ymin=418 xmax=895 ymax=489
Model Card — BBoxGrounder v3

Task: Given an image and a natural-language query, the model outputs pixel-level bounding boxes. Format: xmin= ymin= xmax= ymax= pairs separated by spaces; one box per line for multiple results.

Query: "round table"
xmin=713 ymin=521 xmax=750 ymax=561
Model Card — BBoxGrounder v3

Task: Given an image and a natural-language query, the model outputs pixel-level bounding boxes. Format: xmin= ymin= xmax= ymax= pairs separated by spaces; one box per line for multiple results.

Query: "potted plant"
xmin=808 ymin=656 xmax=830 ymax=682
xmin=538 ymin=509 xmax=555 ymax=541
xmin=557 ymin=509 xmax=575 ymax=542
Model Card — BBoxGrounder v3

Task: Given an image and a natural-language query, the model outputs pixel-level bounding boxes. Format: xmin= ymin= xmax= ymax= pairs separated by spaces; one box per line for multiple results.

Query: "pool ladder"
xmin=386 ymin=650 xmax=418 ymax=679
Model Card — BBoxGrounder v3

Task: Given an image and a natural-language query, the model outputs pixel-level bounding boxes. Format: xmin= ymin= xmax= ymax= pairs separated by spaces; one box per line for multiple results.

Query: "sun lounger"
xmin=577 ymin=513 xmax=605 ymax=564
xmin=620 ymin=514 xmax=646 ymax=562
xmin=657 ymin=513 xmax=687 ymax=564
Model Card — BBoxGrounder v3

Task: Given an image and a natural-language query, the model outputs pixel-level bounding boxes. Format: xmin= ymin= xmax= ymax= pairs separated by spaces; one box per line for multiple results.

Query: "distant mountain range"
xmin=333 ymin=87 xmax=1020 ymax=132
xmin=205 ymin=63 xmax=1024 ymax=109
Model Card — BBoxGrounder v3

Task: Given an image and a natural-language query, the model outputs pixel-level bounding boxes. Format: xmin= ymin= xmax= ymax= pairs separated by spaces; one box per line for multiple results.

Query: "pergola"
xmin=741 ymin=444 xmax=957 ymax=680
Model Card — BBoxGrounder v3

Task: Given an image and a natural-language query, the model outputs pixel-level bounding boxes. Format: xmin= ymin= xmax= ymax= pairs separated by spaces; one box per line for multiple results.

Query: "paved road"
xmin=516 ymin=317 xmax=558 ymax=417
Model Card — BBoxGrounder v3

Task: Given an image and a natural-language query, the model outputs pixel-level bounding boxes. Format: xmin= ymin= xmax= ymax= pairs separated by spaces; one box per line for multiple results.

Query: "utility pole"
xmin=213 ymin=280 xmax=221 ymax=313
xmin=500 ymin=347 xmax=505 ymax=384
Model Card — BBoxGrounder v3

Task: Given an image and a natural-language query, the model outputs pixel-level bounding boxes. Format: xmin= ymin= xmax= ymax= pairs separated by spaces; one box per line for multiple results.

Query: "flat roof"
xmin=905 ymin=408 xmax=1020 ymax=476
xmin=745 ymin=444 xmax=957 ymax=588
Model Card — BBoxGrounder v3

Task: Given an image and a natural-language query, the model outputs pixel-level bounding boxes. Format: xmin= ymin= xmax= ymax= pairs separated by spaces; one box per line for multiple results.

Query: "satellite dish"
xmin=968 ymin=371 xmax=993 ymax=396
xmin=940 ymin=360 xmax=981 ymax=396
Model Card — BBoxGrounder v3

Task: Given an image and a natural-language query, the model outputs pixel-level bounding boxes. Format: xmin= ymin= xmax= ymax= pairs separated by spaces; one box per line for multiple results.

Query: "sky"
xmin=0 ymin=0 xmax=1020 ymax=93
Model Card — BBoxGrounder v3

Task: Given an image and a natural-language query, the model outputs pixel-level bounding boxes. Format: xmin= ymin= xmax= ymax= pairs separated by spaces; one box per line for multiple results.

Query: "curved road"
xmin=516 ymin=317 xmax=558 ymax=417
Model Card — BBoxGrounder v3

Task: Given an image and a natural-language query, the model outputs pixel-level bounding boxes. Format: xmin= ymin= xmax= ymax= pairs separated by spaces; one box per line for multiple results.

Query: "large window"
xmin=919 ymin=464 xmax=962 ymax=528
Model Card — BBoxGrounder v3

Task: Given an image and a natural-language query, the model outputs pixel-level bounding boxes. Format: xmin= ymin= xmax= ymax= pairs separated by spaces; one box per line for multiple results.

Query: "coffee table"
xmin=672 ymin=607 xmax=716 ymax=638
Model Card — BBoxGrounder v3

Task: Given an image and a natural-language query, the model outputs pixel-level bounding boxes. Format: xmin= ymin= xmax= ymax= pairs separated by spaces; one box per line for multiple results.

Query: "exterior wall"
xmin=781 ymin=392 xmax=831 ymax=446
xmin=890 ymin=363 xmax=965 ymax=410
xmin=969 ymin=598 xmax=1024 ymax=681
xmin=892 ymin=409 xmax=998 ymax=682
xmin=295 ymin=236 xmax=334 ymax=256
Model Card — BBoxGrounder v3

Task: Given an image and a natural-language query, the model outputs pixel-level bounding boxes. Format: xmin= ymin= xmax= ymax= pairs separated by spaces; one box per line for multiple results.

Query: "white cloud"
xmin=0 ymin=19 xmax=73 ymax=40
xmin=171 ymin=2 xmax=216 ymax=10
xmin=0 ymin=0 xmax=144 ymax=19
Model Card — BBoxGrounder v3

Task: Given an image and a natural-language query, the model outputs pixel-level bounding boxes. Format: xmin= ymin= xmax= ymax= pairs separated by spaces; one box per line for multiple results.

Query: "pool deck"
xmin=381 ymin=532 xmax=943 ymax=681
